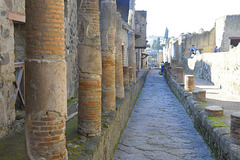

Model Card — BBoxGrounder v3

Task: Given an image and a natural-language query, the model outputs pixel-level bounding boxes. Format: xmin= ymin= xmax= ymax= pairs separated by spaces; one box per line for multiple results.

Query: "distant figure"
xmin=214 ymin=46 xmax=219 ymax=53
xmin=196 ymin=49 xmax=200 ymax=55
xmin=190 ymin=45 xmax=196 ymax=57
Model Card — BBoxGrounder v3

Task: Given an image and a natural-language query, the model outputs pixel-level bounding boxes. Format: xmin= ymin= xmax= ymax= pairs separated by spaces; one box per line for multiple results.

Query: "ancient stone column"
xmin=205 ymin=106 xmax=223 ymax=117
xmin=176 ymin=67 xmax=183 ymax=83
xmin=192 ymin=90 xmax=206 ymax=101
xmin=128 ymin=30 xmax=136 ymax=84
xmin=78 ymin=0 xmax=102 ymax=136
xmin=231 ymin=112 xmax=240 ymax=144
xmin=184 ymin=75 xmax=194 ymax=92
xmin=25 ymin=0 xmax=67 ymax=159
xmin=100 ymin=0 xmax=117 ymax=111
xmin=123 ymin=66 xmax=130 ymax=90
xmin=128 ymin=0 xmax=136 ymax=85
xmin=115 ymin=12 xmax=124 ymax=99
xmin=171 ymin=59 xmax=177 ymax=75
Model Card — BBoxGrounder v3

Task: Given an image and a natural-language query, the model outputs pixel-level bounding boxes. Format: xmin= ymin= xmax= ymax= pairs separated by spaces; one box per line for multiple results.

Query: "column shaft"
xmin=78 ymin=0 xmax=102 ymax=136
xmin=115 ymin=12 xmax=124 ymax=99
xmin=128 ymin=30 xmax=136 ymax=84
xmin=100 ymin=0 xmax=117 ymax=111
xmin=25 ymin=0 xmax=67 ymax=159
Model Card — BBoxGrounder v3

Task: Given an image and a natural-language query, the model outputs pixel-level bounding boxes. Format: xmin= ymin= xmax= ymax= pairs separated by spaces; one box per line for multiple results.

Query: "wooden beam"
xmin=8 ymin=11 xmax=25 ymax=23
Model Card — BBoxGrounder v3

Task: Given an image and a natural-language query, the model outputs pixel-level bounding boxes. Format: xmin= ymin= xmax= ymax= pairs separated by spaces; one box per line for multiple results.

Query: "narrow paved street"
xmin=113 ymin=69 xmax=215 ymax=160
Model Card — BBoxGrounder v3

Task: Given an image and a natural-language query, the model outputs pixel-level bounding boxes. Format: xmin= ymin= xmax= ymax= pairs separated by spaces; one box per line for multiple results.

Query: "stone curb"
xmin=164 ymin=69 xmax=240 ymax=160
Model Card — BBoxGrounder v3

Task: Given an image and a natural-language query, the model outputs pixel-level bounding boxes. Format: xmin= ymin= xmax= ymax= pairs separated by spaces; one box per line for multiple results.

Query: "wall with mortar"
xmin=216 ymin=15 xmax=240 ymax=52
xmin=14 ymin=23 xmax=26 ymax=62
xmin=135 ymin=11 xmax=147 ymax=49
xmin=0 ymin=1 xmax=18 ymax=138
xmin=179 ymin=45 xmax=240 ymax=97
xmin=183 ymin=28 xmax=215 ymax=56
xmin=64 ymin=0 xmax=78 ymax=99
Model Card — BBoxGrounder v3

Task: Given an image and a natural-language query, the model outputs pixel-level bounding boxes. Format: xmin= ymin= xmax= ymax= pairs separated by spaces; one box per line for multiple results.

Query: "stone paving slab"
xmin=113 ymin=69 xmax=215 ymax=160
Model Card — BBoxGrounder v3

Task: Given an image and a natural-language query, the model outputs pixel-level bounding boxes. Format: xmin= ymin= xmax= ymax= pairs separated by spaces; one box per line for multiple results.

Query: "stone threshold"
xmin=164 ymin=69 xmax=240 ymax=160
xmin=66 ymin=69 xmax=149 ymax=160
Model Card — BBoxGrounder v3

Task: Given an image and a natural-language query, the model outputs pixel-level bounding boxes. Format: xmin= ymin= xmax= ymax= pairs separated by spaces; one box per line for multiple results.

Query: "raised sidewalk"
xmin=164 ymin=68 xmax=240 ymax=159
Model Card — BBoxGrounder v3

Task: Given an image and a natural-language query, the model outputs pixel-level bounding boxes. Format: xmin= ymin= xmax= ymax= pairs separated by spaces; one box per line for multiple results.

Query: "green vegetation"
xmin=164 ymin=27 xmax=169 ymax=40
xmin=67 ymin=96 xmax=77 ymax=105
xmin=206 ymin=117 xmax=227 ymax=129
xmin=151 ymin=37 xmax=162 ymax=51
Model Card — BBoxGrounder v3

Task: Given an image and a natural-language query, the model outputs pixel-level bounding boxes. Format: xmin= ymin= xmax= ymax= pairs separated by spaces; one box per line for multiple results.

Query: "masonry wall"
xmin=183 ymin=28 xmax=215 ymax=56
xmin=135 ymin=11 xmax=147 ymax=48
xmin=14 ymin=23 xmax=26 ymax=62
xmin=65 ymin=0 xmax=78 ymax=99
xmin=216 ymin=15 xmax=240 ymax=52
xmin=0 ymin=1 xmax=21 ymax=138
xmin=179 ymin=45 xmax=240 ymax=97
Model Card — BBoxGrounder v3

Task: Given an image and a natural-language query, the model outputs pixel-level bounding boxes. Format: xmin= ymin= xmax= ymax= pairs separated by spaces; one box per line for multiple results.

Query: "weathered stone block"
xmin=205 ymin=106 xmax=224 ymax=117
xmin=231 ymin=112 xmax=240 ymax=144
xmin=184 ymin=75 xmax=194 ymax=92
xmin=176 ymin=67 xmax=183 ymax=83
xmin=192 ymin=90 xmax=206 ymax=101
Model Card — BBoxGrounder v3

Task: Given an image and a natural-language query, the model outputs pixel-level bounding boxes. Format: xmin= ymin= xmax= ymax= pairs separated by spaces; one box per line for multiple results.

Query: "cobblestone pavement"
xmin=113 ymin=69 xmax=215 ymax=160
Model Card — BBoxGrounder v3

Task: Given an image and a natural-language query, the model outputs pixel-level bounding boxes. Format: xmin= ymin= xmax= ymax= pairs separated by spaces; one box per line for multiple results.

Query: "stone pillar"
xmin=25 ymin=0 xmax=67 ymax=159
xmin=184 ymin=75 xmax=194 ymax=92
xmin=192 ymin=90 xmax=206 ymax=101
xmin=128 ymin=30 xmax=136 ymax=84
xmin=123 ymin=66 xmax=130 ymax=90
xmin=115 ymin=12 xmax=124 ymax=99
xmin=176 ymin=67 xmax=183 ymax=83
xmin=78 ymin=0 xmax=102 ymax=136
xmin=231 ymin=112 xmax=240 ymax=144
xmin=100 ymin=0 xmax=117 ymax=111
xmin=171 ymin=59 xmax=177 ymax=75
xmin=205 ymin=106 xmax=223 ymax=117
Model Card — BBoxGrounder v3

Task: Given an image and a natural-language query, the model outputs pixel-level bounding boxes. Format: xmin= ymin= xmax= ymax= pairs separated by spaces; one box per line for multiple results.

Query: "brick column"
xmin=115 ymin=12 xmax=124 ymax=99
xmin=25 ymin=0 xmax=67 ymax=159
xmin=128 ymin=30 xmax=136 ymax=84
xmin=78 ymin=0 xmax=102 ymax=136
xmin=100 ymin=0 xmax=117 ymax=111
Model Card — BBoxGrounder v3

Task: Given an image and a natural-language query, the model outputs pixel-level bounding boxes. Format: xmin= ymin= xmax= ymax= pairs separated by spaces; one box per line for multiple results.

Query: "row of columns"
xmin=25 ymin=0 xmax=136 ymax=159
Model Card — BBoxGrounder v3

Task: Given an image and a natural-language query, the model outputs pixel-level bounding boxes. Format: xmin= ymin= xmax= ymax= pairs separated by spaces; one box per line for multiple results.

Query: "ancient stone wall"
xmin=135 ymin=11 xmax=147 ymax=49
xmin=216 ymin=15 xmax=240 ymax=52
xmin=65 ymin=0 xmax=78 ymax=99
xmin=3 ymin=0 xmax=25 ymax=14
xmin=14 ymin=23 xmax=26 ymax=62
xmin=179 ymin=45 xmax=240 ymax=97
xmin=0 ymin=2 xmax=17 ymax=138
xmin=183 ymin=28 xmax=215 ymax=56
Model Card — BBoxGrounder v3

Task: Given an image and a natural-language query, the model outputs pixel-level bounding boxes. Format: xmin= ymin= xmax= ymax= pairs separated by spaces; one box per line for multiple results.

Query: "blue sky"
xmin=136 ymin=0 xmax=240 ymax=37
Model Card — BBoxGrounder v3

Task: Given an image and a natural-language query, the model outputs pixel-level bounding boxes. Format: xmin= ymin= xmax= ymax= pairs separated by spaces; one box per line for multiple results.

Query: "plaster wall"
xmin=216 ymin=15 xmax=240 ymax=52
xmin=180 ymin=45 xmax=240 ymax=97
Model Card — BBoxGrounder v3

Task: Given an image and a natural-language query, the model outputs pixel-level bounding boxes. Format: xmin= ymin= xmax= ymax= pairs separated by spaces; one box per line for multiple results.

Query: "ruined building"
xmin=162 ymin=14 xmax=240 ymax=99
xmin=0 ymin=0 xmax=147 ymax=159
